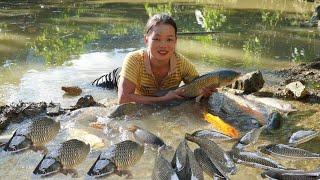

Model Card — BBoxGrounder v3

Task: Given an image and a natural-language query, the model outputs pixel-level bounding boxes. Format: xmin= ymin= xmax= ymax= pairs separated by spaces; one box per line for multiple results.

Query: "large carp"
xmin=178 ymin=69 xmax=240 ymax=102
xmin=4 ymin=117 xmax=60 ymax=152
xmin=87 ymin=140 xmax=144 ymax=178
xmin=33 ymin=139 xmax=90 ymax=177
xmin=108 ymin=69 xmax=240 ymax=118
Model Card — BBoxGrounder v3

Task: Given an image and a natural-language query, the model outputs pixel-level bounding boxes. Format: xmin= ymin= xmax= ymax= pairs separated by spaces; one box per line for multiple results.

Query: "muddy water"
xmin=0 ymin=1 xmax=320 ymax=179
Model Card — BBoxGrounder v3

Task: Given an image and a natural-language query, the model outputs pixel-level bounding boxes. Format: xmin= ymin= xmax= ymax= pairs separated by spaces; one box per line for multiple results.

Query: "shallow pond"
xmin=0 ymin=0 xmax=319 ymax=179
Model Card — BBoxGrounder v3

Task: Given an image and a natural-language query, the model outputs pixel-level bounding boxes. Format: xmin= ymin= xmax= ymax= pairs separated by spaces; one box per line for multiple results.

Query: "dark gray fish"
xmin=152 ymin=153 xmax=179 ymax=180
xmin=259 ymin=144 xmax=320 ymax=159
xmin=128 ymin=125 xmax=166 ymax=149
xmin=33 ymin=139 xmax=90 ymax=177
xmin=194 ymin=148 xmax=226 ymax=179
xmin=185 ymin=133 xmax=236 ymax=176
xmin=234 ymin=125 xmax=265 ymax=150
xmin=229 ymin=150 xmax=285 ymax=170
xmin=288 ymin=130 xmax=319 ymax=146
xmin=191 ymin=129 xmax=233 ymax=142
xmin=87 ymin=140 xmax=144 ymax=178
xmin=4 ymin=117 xmax=60 ymax=152
xmin=171 ymin=140 xmax=204 ymax=180
xmin=185 ymin=143 xmax=204 ymax=180
xmin=171 ymin=140 xmax=189 ymax=179
xmin=261 ymin=168 xmax=320 ymax=180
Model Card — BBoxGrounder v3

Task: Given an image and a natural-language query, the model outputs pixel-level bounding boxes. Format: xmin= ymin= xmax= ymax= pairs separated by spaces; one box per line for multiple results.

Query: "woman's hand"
xmin=162 ymin=88 xmax=185 ymax=101
xmin=200 ymin=86 xmax=217 ymax=98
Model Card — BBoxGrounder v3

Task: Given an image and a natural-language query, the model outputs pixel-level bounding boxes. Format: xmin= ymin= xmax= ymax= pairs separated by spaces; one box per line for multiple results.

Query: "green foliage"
xmin=202 ymin=7 xmax=227 ymax=31
xmin=144 ymin=2 xmax=173 ymax=17
xmin=261 ymin=10 xmax=282 ymax=27
xmin=242 ymin=36 xmax=263 ymax=66
xmin=30 ymin=26 xmax=99 ymax=66
xmin=291 ymin=47 xmax=306 ymax=62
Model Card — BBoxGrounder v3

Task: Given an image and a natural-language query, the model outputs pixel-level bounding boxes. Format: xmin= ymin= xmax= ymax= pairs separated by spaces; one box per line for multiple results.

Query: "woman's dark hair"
xmin=145 ymin=13 xmax=177 ymax=35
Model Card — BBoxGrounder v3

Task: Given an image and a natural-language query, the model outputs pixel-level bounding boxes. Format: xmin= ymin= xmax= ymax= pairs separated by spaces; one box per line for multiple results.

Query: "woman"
xmin=118 ymin=13 xmax=213 ymax=104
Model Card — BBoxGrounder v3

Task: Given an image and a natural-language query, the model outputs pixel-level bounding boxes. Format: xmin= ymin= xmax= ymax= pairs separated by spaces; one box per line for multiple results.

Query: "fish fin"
xmin=195 ymin=95 xmax=203 ymax=103
xmin=31 ymin=146 xmax=48 ymax=154
xmin=115 ymin=170 xmax=133 ymax=179
xmin=61 ymin=169 xmax=78 ymax=178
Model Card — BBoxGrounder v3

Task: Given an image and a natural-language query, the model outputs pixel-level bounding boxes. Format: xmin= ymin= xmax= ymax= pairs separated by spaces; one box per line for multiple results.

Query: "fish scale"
xmin=47 ymin=139 xmax=90 ymax=168
xmin=229 ymin=150 xmax=285 ymax=170
xmin=101 ymin=140 xmax=144 ymax=170
xmin=260 ymin=144 xmax=320 ymax=159
xmin=23 ymin=117 xmax=60 ymax=145
xmin=178 ymin=70 xmax=240 ymax=98
xmin=185 ymin=134 xmax=236 ymax=175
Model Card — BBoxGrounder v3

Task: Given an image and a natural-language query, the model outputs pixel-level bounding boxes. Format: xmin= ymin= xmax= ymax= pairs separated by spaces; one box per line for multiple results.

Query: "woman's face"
xmin=144 ymin=23 xmax=177 ymax=63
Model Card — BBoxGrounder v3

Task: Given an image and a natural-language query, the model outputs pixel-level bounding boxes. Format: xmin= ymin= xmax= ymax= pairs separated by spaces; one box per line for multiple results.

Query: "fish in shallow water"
xmin=194 ymin=148 xmax=226 ymax=179
xmin=233 ymin=125 xmax=266 ymax=150
xmin=261 ymin=168 xmax=320 ymax=180
xmin=4 ymin=117 xmax=60 ymax=152
xmin=203 ymin=112 xmax=240 ymax=138
xmin=259 ymin=144 xmax=320 ymax=159
xmin=191 ymin=129 xmax=233 ymax=142
xmin=185 ymin=133 xmax=236 ymax=176
xmin=152 ymin=153 xmax=179 ymax=180
xmin=171 ymin=140 xmax=203 ymax=180
xmin=33 ymin=139 xmax=90 ymax=177
xmin=178 ymin=69 xmax=241 ymax=102
xmin=87 ymin=140 xmax=144 ymax=178
xmin=128 ymin=125 xmax=166 ymax=149
xmin=288 ymin=130 xmax=319 ymax=146
xmin=228 ymin=149 xmax=285 ymax=170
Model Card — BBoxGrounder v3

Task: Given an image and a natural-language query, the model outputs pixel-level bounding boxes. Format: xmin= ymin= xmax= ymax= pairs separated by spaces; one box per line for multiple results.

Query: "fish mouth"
xmin=87 ymin=158 xmax=117 ymax=177
xmin=4 ymin=135 xmax=32 ymax=152
xmin=33 ymin=157 xmax=62 ymax=177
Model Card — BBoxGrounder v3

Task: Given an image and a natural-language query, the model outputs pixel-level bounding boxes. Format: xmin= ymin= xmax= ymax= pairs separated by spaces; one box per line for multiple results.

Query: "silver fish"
xmin=234 ymin=125 xmax=266 ymax=150
xmin=194 ymin=148 xmax=226 ymax=179
xmin=191 ymin=129 xmax=233 ymax=142
xmin=185 ymin=133 xmax=236 ymax=176
xmin=229 ymin=150 xmax=285 ymax=170
xmin=261 ymin=168 xmax=320 ymax=180
xmin=4 ymin=117 xmax=60 ymax=152
xmin=33 ymin=139 xmax=90 ymax=177
xmin=244 ymin=95 xmax=297 ymax=113
xmin=259 ymin=144 xmax=320 ymax=159
xmin=128 ymin=125 xmax=166 ymax=149
xmin=152 ymin=153 xmax=179 ymax=180
xmin=87 ymin=140 xmax=144 ymax=178
xmin=288 ymin=130 xmax=319 ymax=146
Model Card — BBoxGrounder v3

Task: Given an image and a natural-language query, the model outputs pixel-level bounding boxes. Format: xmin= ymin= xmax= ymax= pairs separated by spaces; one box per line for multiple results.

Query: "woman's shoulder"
xmin=127 ymin=49 xmax=144 ymax=59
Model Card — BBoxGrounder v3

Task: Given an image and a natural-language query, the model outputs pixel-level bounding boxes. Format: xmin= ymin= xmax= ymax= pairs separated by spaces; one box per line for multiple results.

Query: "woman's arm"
xmin=118 ymin=77 xmax=184 ymax=104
